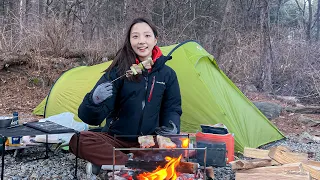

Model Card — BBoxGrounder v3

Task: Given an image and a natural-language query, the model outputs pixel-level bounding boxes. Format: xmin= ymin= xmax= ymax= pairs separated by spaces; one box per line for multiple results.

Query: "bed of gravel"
xmin=1 ymin=134 xmax=319 ymax=180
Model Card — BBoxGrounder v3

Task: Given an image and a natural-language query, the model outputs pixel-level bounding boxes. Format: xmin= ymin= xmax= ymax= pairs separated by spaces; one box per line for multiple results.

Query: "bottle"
xmin=8 ymin=112 xmax=22 ymax=146
xmin=12 ymin=112 xmax=19 ymax=126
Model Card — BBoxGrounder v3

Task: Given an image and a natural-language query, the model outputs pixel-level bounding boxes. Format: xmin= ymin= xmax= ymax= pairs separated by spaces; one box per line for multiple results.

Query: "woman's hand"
xmin=92 ymin=82 xmax=113 ymax=104
xmin=155 ymin=121 xmax=178 ymax=135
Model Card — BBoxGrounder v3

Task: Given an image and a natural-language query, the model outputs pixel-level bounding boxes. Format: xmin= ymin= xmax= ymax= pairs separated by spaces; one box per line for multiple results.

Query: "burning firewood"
xmin=125 ymin=159 xmax=199 ymax=174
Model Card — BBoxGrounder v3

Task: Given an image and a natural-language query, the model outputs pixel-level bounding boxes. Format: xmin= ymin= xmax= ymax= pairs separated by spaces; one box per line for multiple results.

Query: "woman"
xmin=69 ymin=17 xmax=182 ymax=175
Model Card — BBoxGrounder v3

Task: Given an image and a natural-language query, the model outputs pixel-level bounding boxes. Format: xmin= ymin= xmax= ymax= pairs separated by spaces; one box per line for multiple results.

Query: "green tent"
xmin=33 ymin=40 xmax=284 ymax=152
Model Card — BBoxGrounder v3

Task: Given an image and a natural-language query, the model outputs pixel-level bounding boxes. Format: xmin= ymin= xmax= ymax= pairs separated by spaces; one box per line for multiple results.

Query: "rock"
xmin=253 ymin=102 xmax=282 ymax=120
xmin=300 ymin=132 xmax=320 ymax=143
xmin=30 ymin=172 xmax=38 ymax=179
xmin=245 ymin=84 xmax=258 ymax=92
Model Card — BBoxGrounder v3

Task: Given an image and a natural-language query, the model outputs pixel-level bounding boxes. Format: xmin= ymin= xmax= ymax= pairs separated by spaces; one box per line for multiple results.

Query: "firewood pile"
xmin=230 ymin=146 xmax=320 ymax=180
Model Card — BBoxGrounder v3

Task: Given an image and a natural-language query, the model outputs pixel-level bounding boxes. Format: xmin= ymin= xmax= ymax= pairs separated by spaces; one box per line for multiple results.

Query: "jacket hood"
xmin=150 ymin=46 xmax=172 ymax=73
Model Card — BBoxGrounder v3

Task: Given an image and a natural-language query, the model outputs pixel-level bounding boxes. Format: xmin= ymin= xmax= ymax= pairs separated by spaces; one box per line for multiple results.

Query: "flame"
xmin=137 ymin=155 xmax=182 ymax=180
xmin=180 ymin=138 xmax=189 ymax=148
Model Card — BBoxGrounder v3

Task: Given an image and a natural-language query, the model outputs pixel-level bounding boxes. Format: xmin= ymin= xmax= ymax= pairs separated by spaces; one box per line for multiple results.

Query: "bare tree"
xmin=316 ymin=0 xmax=320 ymax=41
xmin=259 ymin=0 xmax=273 ymax=92
xmin=215 ymin=0 xmax=232 ymax=62
xmin=306 ymin=0 xmax=312 ymax=43
xmin=295 ymin=0 xmax=312 ymax=43
xmin=124 ymin=0 xmax=153 ymax=27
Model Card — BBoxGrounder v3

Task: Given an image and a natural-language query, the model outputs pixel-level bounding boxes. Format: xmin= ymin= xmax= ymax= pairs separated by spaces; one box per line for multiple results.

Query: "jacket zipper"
xmin=148 ymin=76 xmax=155 ymax=102
xmin=137 ymin=76 xmax=149 ymax=135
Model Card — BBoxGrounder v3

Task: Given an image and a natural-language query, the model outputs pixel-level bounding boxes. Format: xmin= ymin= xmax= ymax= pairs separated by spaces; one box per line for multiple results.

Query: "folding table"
xmin=0 ymin=124 xmax=80 ymax=180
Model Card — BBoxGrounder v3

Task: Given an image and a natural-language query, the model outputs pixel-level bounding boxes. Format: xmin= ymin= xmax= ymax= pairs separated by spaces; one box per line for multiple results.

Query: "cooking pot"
xmin=0 ymin=116 xmax=13 ymax=128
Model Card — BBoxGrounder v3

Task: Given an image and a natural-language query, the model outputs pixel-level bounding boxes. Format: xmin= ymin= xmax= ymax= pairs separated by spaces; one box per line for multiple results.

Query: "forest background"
xmin=0 ymin=0 xmax=319 ymax=106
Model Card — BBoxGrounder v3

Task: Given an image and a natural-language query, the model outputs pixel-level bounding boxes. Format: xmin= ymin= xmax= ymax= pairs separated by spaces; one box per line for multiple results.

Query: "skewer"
xmin=110 ymin=73 xmax=128 ymax=83
xmin=110 ymin=57 xmax=153 ymax=83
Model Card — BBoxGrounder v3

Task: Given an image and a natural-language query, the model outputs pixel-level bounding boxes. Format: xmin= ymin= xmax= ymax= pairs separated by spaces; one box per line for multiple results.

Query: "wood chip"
xmin=230 ymin=159 xmax=272 ymax=170
xmin=243 ymin=148 xmax=271 ymax=159
xmin=236 ymin=171 xmax=311 ymax=180
xmin=268 ymin=147 xmax=308 ymax=164
xmin=237 ymin=163 xmax=303 ymax=173
xmin=302 ymin=163 xmax=320 ymax=180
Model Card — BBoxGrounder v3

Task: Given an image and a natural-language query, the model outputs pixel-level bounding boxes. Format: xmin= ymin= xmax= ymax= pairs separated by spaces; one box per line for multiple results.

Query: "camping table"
xmin=0 ymin=124 xmax=80 ymax=180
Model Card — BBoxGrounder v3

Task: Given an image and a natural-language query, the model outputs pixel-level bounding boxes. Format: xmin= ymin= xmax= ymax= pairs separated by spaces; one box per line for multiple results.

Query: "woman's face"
xmin=130 ymin=22 xmax=157 ymax=61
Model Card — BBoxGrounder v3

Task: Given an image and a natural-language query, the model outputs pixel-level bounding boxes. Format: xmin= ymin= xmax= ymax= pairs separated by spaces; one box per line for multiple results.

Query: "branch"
xmin=137 ymin=1 xmax=162 ymax=17
xmin=175 ymin=16 xmax=211 ymax=42
xmin=247 ymin=0 xmax=254 ymax=11
xmin=294 ymin=0 xmax=304 ymax=14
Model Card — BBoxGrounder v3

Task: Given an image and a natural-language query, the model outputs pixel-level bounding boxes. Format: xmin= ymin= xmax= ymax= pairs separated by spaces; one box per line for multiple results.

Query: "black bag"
xmin=196 ymin=141 xmax=227 ymax=167
xmin=201 ymin=125 xmax=228 ymax=135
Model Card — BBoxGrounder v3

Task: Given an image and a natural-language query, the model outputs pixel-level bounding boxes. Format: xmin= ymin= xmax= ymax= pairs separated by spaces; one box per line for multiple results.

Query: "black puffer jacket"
xmin=78 ymin=55 xmax=182 ymax=140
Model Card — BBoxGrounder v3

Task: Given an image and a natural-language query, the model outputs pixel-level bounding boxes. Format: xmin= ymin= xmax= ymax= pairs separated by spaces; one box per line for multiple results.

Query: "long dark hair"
xmin=105 ymin=17 xmax=158 ymax=81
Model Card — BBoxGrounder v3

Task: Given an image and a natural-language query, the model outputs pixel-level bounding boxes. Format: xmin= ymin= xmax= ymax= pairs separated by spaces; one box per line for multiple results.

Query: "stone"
xmin=253 ymin=102 xmax=282 ymax=120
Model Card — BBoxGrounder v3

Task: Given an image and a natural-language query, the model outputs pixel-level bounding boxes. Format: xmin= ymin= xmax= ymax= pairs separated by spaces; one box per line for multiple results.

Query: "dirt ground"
xmin=0 ymin=62 xmax=319 ymax=136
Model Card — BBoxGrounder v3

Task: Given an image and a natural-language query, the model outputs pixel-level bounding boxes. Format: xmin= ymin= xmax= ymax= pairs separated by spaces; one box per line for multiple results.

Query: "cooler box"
xmin=196 ymin=132 xmax=234 ymax=163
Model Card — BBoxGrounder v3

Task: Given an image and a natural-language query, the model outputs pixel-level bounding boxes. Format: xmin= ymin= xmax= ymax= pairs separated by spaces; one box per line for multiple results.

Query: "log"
xmin=285 ymin=106 xmax=320 ymax=114
xmin=0 ymin=52 xmax=31 ymax=70
xmin=176 ymin=161 xmax=198 ymax=174
xmin=301 ymin=132 xmax=320 ymax=143
xmin=205 ymin=166 xmax=215 ymax=179
xmin=236 ymin=172 xmax=311 ymax=180
xmin=125 ymin=160 xmax=199 ymax=174
xmin=237 ymin=163 xmax=303 ymax=174
xmin=230 ymin=159 xmax=272 ymax=170
xmin=275 ymin=95 xmax=299 ymax=103
xmin=243 ymin=148 xmax=271 ymax=159
xmin=243 ymin=147 xmax=285 ymax=165
xmin=302 ymin=163 xmax=320 ymax=180
xmin=303 ymin=160 xmax=320 ymax=170
xmin=268 ymin=147 xmax=308 ymax=164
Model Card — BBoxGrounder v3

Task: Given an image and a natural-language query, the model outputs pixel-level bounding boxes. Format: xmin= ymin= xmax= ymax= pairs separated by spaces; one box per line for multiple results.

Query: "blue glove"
xmin=92 ymin=82 xmax=113 ymax=104
xmin=155 ymin=121 xmax=178 ymax=135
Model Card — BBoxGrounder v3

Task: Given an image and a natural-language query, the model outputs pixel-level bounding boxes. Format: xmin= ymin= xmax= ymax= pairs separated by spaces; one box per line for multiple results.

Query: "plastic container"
xmin=7 ymin=136 xmax=22 ymax=146
xmin=196 ymin=132 xmax=234 ymax=163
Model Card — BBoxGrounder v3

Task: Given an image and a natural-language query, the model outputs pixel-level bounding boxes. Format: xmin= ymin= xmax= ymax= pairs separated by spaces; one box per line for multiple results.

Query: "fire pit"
xmin=110 ymin=135 xmax=207 ymax=180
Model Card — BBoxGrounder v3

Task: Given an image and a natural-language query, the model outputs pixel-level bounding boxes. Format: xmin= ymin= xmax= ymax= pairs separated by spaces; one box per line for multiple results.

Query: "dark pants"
xmin=69 ymin=131 xmax=139 ymax=166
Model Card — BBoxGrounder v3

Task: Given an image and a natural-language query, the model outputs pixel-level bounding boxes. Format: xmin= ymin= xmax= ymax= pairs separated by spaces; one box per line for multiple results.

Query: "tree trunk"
xmin=19 ymin=0 xmax=26 ymax=42
xmin=259 ymin=0 xmax=273 ymax=92
xmin=123 ymin=0 xmax=153 ymax=27
xmin=215 ymin=0 xmax=232 ymax=62
xmin=276 ymin=0 xmax=282 ymax=40
xmin=306 ymin=0 xmax=312 ymax=43
xmin=25 ymin=0 xmax=31 ymax=26
xmin=316 ymin=0 xmax=320 ymax=41
xmin=9 ymin=1 xmax=20 ymax=48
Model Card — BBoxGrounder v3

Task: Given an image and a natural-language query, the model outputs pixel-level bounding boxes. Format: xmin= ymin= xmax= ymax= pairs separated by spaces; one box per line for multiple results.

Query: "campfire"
xmin=136 ymin=155 xmax=182 ymax=179
xmin=109 ymin=135 xmax=206 ymax=180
